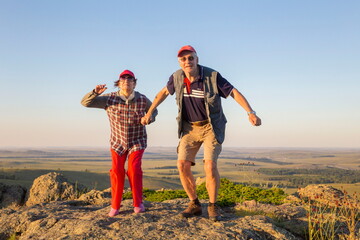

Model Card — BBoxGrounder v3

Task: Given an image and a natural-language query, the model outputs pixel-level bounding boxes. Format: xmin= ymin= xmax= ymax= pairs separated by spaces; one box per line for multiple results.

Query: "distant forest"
xmin=258 ymin=168 xmax=360 ymax=186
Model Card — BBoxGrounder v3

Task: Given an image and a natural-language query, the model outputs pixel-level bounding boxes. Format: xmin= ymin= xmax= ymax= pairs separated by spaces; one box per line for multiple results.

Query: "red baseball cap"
xmin=119 ymin=70 xmax=135 ymax=79
xmin=177 ymin=45 xmax=197 ymax=57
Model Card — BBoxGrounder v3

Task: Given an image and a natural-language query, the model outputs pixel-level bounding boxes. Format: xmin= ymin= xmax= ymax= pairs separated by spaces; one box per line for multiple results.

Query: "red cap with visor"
xmin=119 ymin=70 xmax=135 ymax=79
xmin=177 ymin=45 xmax=197 ymax=57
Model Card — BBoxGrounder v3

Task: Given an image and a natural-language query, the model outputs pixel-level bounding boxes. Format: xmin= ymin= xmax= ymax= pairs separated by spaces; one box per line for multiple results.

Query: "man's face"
xmin=178 ymin=51 xmax=198 ymax=75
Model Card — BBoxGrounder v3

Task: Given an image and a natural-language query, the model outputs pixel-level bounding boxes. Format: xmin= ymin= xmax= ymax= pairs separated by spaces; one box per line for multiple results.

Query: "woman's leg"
xmin=127 ymin=149 xmax=145 ymax=208
xmin=110 ymin=149 xmax=128 ymax=210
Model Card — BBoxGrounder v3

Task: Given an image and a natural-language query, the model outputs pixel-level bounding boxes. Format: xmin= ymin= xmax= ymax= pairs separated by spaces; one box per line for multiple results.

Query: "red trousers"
xmin=110 ymin=148 xmax=144 ymax=209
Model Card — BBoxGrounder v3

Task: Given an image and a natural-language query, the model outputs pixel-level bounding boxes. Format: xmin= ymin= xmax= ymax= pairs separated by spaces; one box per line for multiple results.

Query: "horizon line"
xmin=0 ymin=146 xmax=359 ymax=151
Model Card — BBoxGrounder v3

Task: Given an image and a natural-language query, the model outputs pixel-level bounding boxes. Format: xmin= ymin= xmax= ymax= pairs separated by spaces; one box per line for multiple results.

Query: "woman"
xmin=81 ymin=70 xmax=157 ymax=216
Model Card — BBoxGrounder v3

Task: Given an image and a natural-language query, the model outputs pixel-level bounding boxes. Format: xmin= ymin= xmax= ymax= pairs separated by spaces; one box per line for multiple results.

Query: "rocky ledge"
xmin=1 ymin=198 xmax=307 ymax=240
xmin=0 ymin=172 xmax=357 ymax=240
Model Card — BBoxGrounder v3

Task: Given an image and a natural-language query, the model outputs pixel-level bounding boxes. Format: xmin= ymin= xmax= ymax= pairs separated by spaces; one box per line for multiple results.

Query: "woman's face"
xmin=118 ymin=75 xmax=136 ymax=92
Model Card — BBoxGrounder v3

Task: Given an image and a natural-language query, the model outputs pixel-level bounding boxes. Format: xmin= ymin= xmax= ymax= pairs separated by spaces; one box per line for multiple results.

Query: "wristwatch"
xmin=247 ymin=111 xmax=256 ymax=115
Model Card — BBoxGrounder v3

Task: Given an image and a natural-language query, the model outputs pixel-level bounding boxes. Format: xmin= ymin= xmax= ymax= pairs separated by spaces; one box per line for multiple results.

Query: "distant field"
xmin=1 ymin=147 xmax=359 ymax=194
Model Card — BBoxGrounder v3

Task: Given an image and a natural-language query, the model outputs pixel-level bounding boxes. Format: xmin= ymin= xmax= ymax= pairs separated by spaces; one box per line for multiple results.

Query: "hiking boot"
xmin=208 ymin=203 xmax=221 ymax=221
xmin=182 ymin=201 xmax=202 ymax=218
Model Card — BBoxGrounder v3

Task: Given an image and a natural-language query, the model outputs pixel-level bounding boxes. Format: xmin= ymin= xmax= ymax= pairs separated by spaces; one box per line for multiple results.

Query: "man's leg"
xmin=177 ymin=160 xmax=197 ymax=200
xmin=204 ymin=160 xmax=222 ymax=221
xmin=203 ymin=123 xmax=222 ymax=221
xmin=177 ymin=121 xmax=202 ymax=217
xmin=178 ymin=160 xmax=202 ymax=217
xmin=203 ymin=160 xmax=220 ymax=203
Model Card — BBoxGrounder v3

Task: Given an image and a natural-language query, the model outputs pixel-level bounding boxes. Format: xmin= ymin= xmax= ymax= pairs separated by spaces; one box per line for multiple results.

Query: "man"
xmin=82 ymin=70 xmax=157 ymax=217
xmin=141 ymin=45 xmax=261 ymax=221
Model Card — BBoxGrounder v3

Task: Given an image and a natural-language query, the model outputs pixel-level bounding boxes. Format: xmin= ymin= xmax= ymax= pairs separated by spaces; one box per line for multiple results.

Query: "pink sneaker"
xmin=108 ymin=208 xmax=119 ymax=217
xmin=134 ymin=203 xmax=145 ymax=213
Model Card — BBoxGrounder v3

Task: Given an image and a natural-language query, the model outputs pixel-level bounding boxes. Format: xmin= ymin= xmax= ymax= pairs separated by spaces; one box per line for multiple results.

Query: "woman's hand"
xmin=94 ymin=84 xmax=107 ymax=94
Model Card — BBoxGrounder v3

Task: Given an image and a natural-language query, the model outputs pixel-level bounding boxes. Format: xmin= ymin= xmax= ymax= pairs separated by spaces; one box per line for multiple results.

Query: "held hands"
xmin=249 ymin=114 xmax=261 ymax=126
xmin=94 ymin=84 xmax=107 ymax=94
xmin=141 ymin=114 xmax=152 ymax=126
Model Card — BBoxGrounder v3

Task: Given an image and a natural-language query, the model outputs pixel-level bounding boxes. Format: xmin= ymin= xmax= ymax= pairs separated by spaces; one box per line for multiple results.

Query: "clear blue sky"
xmin=1 ymin=0 xmax=359 ymax=148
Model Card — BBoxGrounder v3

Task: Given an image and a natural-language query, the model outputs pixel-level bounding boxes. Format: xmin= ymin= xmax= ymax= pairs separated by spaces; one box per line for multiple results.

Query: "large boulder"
xmin=77 ymin=188 xmax=111 ymax=205
xmin=25 ymin=172 xmax=87 ymax=206
xmin=295 ymin=184 xmax=346 ymax=207
xmin=0 ymin=183 xmax=26 ymax=208
xmin=235 ymin=200 xmax=307 ymax=237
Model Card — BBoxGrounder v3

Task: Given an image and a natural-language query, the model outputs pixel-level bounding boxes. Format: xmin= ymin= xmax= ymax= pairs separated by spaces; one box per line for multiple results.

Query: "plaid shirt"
xmin=106 ymin=92 xmax=148 ymax=155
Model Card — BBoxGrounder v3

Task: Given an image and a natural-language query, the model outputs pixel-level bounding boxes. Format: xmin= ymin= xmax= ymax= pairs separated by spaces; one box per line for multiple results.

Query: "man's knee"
xmin=177 ymin=160 xmax=192 ymax=172
xmin=204 ymin=160 xmax=218 ymax=175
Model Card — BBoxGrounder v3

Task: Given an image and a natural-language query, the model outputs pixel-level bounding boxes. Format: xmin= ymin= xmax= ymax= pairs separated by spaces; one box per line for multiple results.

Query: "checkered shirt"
xmin=106 ymin=92 xmax=148 ymax=155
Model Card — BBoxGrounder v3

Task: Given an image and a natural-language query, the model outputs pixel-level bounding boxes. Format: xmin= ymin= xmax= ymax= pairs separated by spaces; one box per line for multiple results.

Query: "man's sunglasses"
xmin=178 ymin=56 xmax=195 ymax=62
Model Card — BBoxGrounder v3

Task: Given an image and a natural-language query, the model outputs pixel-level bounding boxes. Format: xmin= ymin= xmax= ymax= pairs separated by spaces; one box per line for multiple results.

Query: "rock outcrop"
xmin=296 ymin=184 xmax=345 ymax=206
xmin=25 ymin=172 xmax=87 ymax=206
xmin=0 ymin=172 xmax=359 ymax=240
xmin=77 ymin=188 xmax=111 ymax=205
xmin=0 ymin=198 xmax=304 ymax=240
xmin=0 ymin=183 xmax=26 ymax=209
xmin=235 ymin=200 xmax=307 ymax=237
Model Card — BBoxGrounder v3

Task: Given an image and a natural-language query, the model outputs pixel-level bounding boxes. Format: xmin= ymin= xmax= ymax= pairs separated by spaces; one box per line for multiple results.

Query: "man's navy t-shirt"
xmin=167 ymin=66 xmax=234 ymax=122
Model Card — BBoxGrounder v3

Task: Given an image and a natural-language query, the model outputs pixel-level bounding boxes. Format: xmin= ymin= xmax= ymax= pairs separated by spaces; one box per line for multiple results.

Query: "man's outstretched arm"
xmin=141 ymin=86 xmax=170 ymax=125
xmin=230 ymin=88 xmax=262 ymax=126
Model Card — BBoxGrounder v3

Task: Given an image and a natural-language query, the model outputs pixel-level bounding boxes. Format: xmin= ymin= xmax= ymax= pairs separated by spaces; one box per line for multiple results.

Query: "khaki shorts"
xmin=177 ymin=121 xmax=222 ymax=166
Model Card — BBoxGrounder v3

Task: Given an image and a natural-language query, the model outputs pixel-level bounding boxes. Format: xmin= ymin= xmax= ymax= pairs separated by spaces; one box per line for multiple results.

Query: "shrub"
xmin=206 ymin=178 xmax=287 ymax=206
xmin=124 ymin=178 xmax=287 ymax=207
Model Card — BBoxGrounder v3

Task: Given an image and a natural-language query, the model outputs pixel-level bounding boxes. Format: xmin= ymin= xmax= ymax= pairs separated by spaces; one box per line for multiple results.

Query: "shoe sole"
xmin=209 ymin=216 xmax=221 ymax=222
xmin=182 ymin=211 xmax=202 ymax=218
